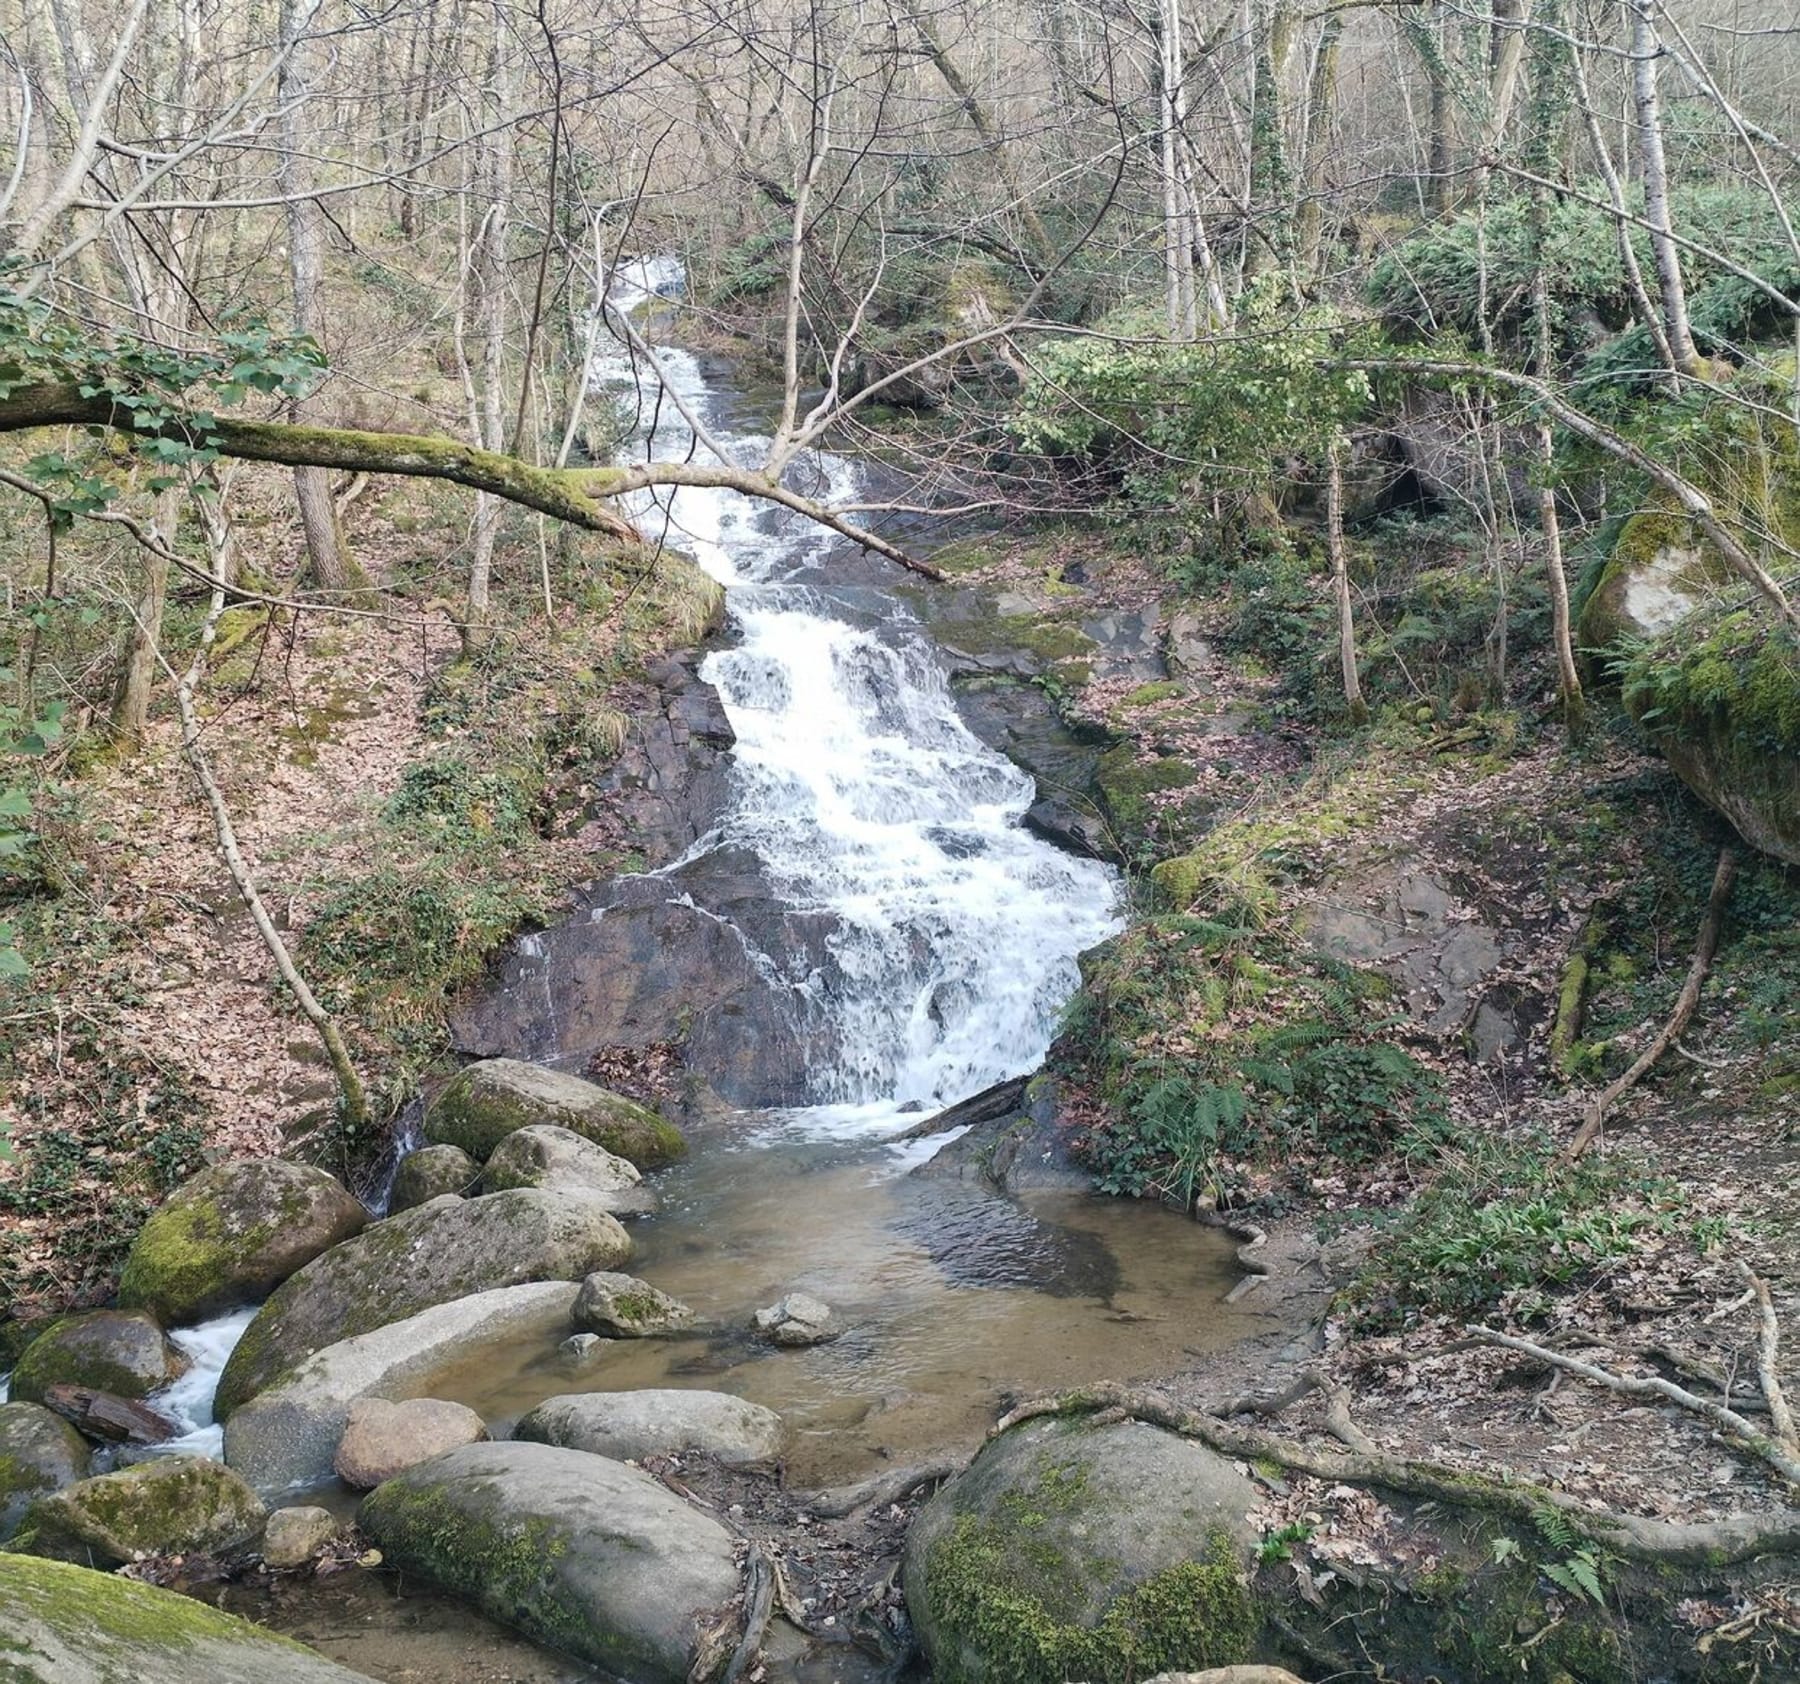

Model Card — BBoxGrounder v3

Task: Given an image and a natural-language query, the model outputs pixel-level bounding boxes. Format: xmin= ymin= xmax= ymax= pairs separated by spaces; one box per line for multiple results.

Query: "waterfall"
xmin=595 ymin=259 xmax=1122 ymax=1129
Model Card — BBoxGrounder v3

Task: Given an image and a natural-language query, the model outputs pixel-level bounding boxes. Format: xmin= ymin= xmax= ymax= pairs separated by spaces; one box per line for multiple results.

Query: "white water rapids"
xmin=599 ymin=257 xmax=1121 ymax=1131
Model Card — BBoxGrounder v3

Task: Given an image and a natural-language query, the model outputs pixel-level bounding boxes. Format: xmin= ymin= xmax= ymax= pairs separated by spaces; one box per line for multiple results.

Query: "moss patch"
xmin=922 ymin=1517 xmax=1253 ymax=1684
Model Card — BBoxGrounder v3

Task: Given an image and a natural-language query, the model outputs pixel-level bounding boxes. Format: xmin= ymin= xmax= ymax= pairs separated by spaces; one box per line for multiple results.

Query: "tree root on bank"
xmin=791 ymin=1458 xmax=963 ymax=1520
xmin=1567 ymin=846 xmax=1735 ymax=1159
xmin=989 ymin=1382 xmax=1800 ymax=1566
xmin=1215 ymin=1368 xmax=1375 ymax=1454
xmin=1473 ymin=1283 xmax=1800 ymax=1488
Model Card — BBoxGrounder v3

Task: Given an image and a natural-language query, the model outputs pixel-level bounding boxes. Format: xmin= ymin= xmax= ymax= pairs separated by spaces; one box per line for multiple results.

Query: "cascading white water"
xmin=598 ymin=260 xmax=1121 ymax=1128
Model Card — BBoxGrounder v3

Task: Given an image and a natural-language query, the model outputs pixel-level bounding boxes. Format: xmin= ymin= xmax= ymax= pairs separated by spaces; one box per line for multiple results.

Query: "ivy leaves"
xmin=0 ymin=283 xmax=325 ymax=515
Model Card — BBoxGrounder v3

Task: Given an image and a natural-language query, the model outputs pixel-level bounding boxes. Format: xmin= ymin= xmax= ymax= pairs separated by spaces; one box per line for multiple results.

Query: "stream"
xmin=170 ymin=259 xmax=1271 ymax=1680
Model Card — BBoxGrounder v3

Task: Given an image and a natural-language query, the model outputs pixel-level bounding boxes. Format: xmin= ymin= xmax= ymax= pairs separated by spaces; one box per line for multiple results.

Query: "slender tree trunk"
xmin=108 ymin=485 xmax=178 ymax=744
xmin=278 ymin=0 xmax=363 ymax=594
xmin=1326 ymin=440 xmax=1367 ymax=724
xmin=1629 ymin=0 xmax=1701 ymax=373
xmin=1295 ymin=14 xmax=1342 ymax=282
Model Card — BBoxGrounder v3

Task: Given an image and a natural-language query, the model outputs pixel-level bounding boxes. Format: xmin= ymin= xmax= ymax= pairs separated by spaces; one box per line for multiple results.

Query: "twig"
xmin=1568 ymin=847 xmax=1736 ymax=1159
xmin=723 ymin=1545 xmax=774 ymax=1684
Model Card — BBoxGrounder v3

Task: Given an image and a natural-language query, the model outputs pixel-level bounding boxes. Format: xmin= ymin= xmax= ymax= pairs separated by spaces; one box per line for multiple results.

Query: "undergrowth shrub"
xmin=1067 ymin=912 xmax=1449 ymax=1206
xmin=1348 ymin=1133 xmax=1680 ymax=1326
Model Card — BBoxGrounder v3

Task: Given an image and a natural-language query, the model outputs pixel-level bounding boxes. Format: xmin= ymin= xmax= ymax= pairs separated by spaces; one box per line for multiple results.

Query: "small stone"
xmin=558 ymin=1332 xmax=611 ymax=1371
xmin=572 ymin=1271 xmax=695 ymax=1338
xmin=333 ymin=1397 xmax=488 ymax=1491
xmin=752 ymin=1292 xmax=838 ymax=1347
xmin=262 ymin=1504 xmax=339 ymax=1569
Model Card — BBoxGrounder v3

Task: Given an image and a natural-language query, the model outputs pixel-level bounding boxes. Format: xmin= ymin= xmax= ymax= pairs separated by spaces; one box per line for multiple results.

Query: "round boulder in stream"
xmin=388 ymin=1144 xmax=480 ymax=1212
xmin=516 ymin=1389 xmax=784 ymax=1466
xmin=425 ymin=1058 xmax=686 ymax=1168
xmin=9 ymin=1310 xmax=188 ymax=1406
xmin=117 ymin=1158 xmax=368 ymax=1326
xmin=359 ymin=1440 xmax=739 ymax=1684
xmin=901 ymin=1414 xmax=1258 ymax=1684
xmin=214 ymin=1190 xmax=630 ymax=1418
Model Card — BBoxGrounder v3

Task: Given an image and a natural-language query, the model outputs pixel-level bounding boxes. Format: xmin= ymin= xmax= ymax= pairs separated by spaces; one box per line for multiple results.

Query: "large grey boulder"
xmin=0 ymin=1402 xmax=90 ymax=1541
xmin=516 ymin=1389 xmax=785 ymax=1466
xmin=425 ymin=1059 xmax=686 ymax=1168
xmin=359 ymin=1440 xmax=739 ymax=1683
xmin=332 ymin=1397 xmax=487 ymax=1490
xmin=482 ymin=1125 xmax=656 ymax=1214
xmin=214 ymin=1190 xmax=629 ymax=1417
xmin=9 ymin=1311 xmax=188 ymax=1406
xmin=12 ymin=1455 xmax=266 ymax=1566
xmin=0 ymin=1553 xmax=375 ymax=1682
xmin=388 ymin=1145 xmax=479 ymax=1213
xmin=901 ymin=1415 xmax=1258 ymax=1684
xmin=223 ymin=1281 xmax=578 ymax=1496
xmin=118 ymin=1159 xmax=367 ymax=1327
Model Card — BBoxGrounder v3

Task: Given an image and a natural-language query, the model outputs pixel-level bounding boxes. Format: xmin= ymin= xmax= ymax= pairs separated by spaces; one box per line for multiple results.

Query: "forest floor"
xmin=0 ymin=472 xmax=717 ymax=1329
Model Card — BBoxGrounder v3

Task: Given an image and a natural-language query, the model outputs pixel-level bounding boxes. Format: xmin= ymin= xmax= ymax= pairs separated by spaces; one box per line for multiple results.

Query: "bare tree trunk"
xmin=1629 ymin=0 xmax=1700 ymax=374
xmin=278 ymin=0 xmax=362 ymax=595
xmin=108 ymin=484 xmax=177 ymax=744
xmin=1326 ymin=440 xmax=1367 ymax=724
xmin=1295 ymin=14 xmax=1342 ymax=283
xmin=463 ymin=3 xmax=515 ymax=654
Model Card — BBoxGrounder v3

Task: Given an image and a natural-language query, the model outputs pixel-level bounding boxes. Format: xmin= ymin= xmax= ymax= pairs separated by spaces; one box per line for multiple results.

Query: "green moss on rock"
xmin=11 ymin=1456 xmax=265 ymax=1567
xmin=9 ymin=1313 xmax=186 ymax=1407
xmin=922 ymin=1519 xmax=1252 ymax=1684
xmin=424 ymin=1059 xmax=685 ymax=1168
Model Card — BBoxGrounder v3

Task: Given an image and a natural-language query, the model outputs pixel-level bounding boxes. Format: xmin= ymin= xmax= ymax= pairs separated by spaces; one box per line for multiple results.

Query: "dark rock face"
xmin=450 ymin=853 xmax=836 ymax=1108
xmin=597 ymin=656 xmax=738 ymax=866
xmin=912 ymin=1074 xmax=1092 ymax=1195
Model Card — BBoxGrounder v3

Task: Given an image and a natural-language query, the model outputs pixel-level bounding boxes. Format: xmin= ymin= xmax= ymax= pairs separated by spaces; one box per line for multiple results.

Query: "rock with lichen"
xmin=358 ymin=1440 xmax=738 ymax=1683
xmin=0 ymin=1552 xmax=374 ymax=1681
xmin=8 ymin=1311 xmax=188 ymax=1407
xmin=213 ymin=1189 xmax=630 ymax=1418
xmin=482 ymin=1126 xmax=656 ymax=1214
xmin=900 ymin=1414 xmax=1257 ymax=1684
xmin=0 ymin=1403 xmax=90 ymax=1542
xmin=388 ymin=1145 xmax=479 ymax=1212
xmin=572 ymin=1271 xmax=694 ymax=1338
xmin=10 ymin=1455 xmax=266 ymax=1566
xmin=117 ymin=1159 xmax=368 ymax=1327
xmin=425 ymin=1059 xmax=686 ymax=1168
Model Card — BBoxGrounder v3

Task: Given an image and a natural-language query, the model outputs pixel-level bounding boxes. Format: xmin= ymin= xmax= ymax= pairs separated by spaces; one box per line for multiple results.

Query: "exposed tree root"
xmin=793 ymin=1459 xmax=963 ymax=1519
xmin=1469 ymin=1324 xmax=1800 ymax=1485
xmin=1568 ymin=846 xmax=1736 ymax=1158
xmin=989 ymin=1383 xmax=1800 ymax=1565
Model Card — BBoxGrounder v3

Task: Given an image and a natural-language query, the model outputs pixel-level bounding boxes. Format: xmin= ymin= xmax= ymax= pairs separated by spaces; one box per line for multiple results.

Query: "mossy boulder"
xmin=0 ymin=1403 xmax=90 ymax=1542
xmin=358 ymin=1440 xmax=739 ymax=1683
xmin=1094 ymin=745 xmax=1197 ymax=840
xmin=0 ymin=1551 xmax=375 ymax=1682
xmin=481 ymin=1125 xmax=655 ymax=1214
xmin=212 ymin=1190 xmax=631 ymax=1419
xmin=1580 ymin=479 xmax=1800 ymax=866
xmin=9 ymin=1312 xmax=188 ymax=1407
xmin=425 ymin=1059 xmax=686 ymax=1168
xmin=10 ymin=1455 xmax=266 ymax=1566
xmin=571 ymin=1271 xmax=694 ymax=1337
xmin=387 ymin=1144 xmax=479 ymax=1212
xmin=117 ymin=1159 xmax=368 ymax=1326
xmin=900 ymin=1414 xmax=1257 ymax=1684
